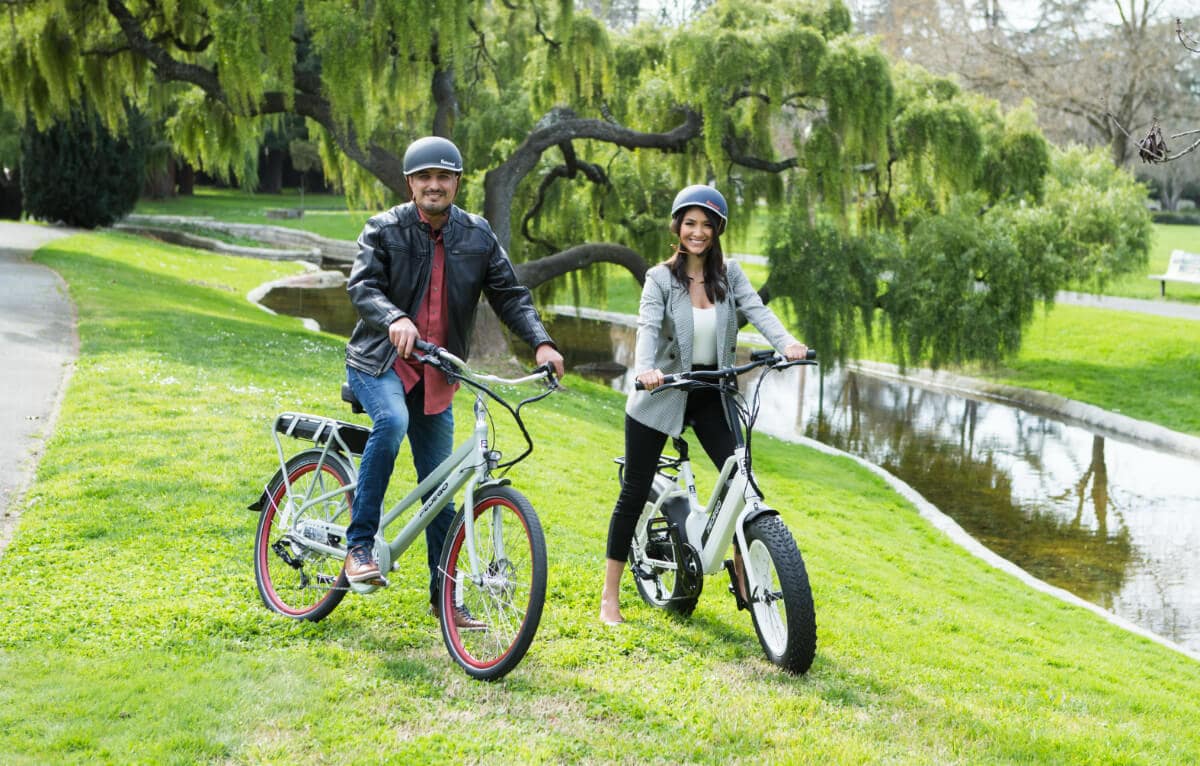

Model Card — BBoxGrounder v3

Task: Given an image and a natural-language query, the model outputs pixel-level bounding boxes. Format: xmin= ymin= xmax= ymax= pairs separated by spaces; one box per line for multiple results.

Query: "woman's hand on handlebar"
xmin=388 ymin=317 xmax=420 ymax=357
xmin=782 ymin=342 xmax=809 ymax=361
xmin=636 ymin=369 xmax=665 ymax=391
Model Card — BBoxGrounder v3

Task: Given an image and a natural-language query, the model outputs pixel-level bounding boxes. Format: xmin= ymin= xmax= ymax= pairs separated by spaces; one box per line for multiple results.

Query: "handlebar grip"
xmin=806 ymin=348 xmax=817 ymax=360
xmin=635 ymin=374 xmax=678 ymax=392
xmin=414 ymin=339 xmax=439 ymax=355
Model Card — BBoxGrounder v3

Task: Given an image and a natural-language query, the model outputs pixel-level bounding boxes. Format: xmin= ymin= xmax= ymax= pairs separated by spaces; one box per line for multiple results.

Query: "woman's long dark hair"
xmin=667 ymin=205 xmax=727 ymax=303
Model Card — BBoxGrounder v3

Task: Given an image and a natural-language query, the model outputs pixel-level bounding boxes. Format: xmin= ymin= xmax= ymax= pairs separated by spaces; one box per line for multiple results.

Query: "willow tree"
xmin=0 ymin=0 xmax=859 ymax=278
xmin=0 ymin=0 xmax=1142 ymax=367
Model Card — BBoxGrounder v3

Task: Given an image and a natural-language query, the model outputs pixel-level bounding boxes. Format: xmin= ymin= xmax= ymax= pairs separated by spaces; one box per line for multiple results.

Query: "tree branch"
xmin=484 ymin=107 xmax=703 ymax=248
xmin=514 ymin=243 xmax=648 ymax=289
xmin=721 ymin=135 xmax=799 ymax=173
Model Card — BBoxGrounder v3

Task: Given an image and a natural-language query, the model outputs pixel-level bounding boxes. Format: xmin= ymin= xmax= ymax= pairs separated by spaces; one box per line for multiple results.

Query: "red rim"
xmin=258 ymin=462 xmax=343 ymax=617
xmin=442 ymin=497 xmax=531 ymax=669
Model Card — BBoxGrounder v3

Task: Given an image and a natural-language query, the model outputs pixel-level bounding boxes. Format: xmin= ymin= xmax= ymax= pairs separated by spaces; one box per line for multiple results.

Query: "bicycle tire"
xmin=628 ymin=482 xmax=701 ymax=616
xmin=743 ymin=514 xmax=816 ymax=674
xmin=254 ymin=449 xmax=353 ymax=621
xmin=437 ymin=486 xmax=547 ymax=681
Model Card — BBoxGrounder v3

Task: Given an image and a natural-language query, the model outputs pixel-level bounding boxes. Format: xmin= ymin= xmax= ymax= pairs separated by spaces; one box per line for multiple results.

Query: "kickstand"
xmin=724 ymin=559 xmax=749 ymax=611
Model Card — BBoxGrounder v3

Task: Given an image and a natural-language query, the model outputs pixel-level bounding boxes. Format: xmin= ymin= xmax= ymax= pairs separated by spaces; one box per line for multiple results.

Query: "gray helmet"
xmin=670 ymin=184 xmax=728 ymax=233
xmin=403 ymin=136 xmax=463 ymax=175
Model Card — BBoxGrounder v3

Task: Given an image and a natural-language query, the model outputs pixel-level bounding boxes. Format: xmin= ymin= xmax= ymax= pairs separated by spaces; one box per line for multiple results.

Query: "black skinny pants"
xmin=606 ymin=386 xmax=737 ymax=561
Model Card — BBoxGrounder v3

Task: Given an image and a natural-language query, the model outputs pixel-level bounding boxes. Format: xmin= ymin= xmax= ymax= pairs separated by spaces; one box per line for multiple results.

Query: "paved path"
xmin=1055 ymin=290 xmax=1200 ymax=321
xmin=0 ymin=222 xmax=78 ymax=555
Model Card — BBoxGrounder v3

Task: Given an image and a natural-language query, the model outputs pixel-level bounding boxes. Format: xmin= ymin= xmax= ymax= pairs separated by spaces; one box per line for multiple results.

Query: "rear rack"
xmin=274 ymin=412 xmax=370 ymax=457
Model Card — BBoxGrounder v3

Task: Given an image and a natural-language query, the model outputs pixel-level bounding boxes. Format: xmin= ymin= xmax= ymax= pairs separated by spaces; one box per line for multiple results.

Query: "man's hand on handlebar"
xmin=535 ymin=343 xmax=565 ymax=378
xmin=388 ymin=317 xmax=420 ymax=358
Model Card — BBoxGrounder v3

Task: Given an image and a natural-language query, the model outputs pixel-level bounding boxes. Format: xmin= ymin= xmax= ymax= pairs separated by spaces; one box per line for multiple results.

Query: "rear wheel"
xmin=628 ymin=483 xmax=701 ymax=616
xmin=743 ymin=514 xmax=816 ymax=674
xmin=437 ymin=486 xmax=547 ymax=681
xmin=254 ymin=450 xmax=352 ymax=621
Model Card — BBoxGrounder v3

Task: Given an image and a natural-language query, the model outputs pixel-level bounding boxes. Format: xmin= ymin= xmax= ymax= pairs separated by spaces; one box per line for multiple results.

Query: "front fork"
xmin=457 ymin=394 xmax=506 ymax=587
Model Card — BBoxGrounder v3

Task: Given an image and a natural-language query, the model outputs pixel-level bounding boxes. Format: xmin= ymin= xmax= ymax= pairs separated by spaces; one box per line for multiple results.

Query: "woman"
xmin=600 ymin=184 xmax=808 ymax=625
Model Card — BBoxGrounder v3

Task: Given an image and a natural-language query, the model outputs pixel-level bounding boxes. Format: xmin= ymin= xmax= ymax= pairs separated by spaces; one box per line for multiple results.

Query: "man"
xmin=343 ymin=136 xmax=564 ymax=627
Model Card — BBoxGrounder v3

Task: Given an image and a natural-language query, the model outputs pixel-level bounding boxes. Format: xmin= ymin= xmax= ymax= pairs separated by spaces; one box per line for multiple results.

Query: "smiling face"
xmin=406 ymin=169 xmax=460 ymax=222
xmin=676 ymin=206 xmax=717 ymax=257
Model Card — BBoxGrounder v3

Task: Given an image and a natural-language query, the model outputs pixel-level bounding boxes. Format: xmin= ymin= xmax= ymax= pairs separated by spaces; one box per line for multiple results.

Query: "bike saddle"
xmin=341 ymin=383 xmax=364 ymax=414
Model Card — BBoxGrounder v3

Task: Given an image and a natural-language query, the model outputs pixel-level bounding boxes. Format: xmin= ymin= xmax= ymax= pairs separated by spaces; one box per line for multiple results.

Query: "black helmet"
xmin=403 ymin=136 xmax=463 ymax=175
xmin=670 ymin=184 xmax=728 ymax=233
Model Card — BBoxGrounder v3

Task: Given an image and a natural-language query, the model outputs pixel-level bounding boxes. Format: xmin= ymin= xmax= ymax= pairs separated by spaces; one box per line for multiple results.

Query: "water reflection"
xmin=257 ymin=289 xmax=1200 ymax=652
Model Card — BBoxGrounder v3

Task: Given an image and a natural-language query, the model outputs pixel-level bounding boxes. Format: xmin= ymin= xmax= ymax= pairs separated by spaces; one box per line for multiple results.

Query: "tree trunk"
xmin=259 ymin=147 xmax=284 ymax=193
xmin=142 ymin=157 xmax=177 ymax=199
xmin=177 ymin=161 xmax=195 ymax=195
xmin=0 ymin=167 xmax=21 ymax=220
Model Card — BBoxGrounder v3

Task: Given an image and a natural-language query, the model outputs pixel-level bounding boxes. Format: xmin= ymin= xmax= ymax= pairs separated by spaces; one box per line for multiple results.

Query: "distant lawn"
xmin=1069 ymin=222 xmax=1200 ymax=304
xmin=134 ymin=186 xmax=372 ymax=242
xmin=858 ymin=303 xmax=1200 ymax=436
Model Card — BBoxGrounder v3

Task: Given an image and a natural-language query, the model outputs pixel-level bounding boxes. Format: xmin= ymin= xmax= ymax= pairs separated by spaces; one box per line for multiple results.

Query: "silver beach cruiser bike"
xmin=623 ymin=349 xmax=818 ymax=674
xmin=250 ymin=340 xmax=558 ymax=680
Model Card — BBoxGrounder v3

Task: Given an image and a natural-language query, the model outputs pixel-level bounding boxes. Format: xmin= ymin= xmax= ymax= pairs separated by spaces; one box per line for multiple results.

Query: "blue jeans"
xmin=346 ymin=366 xmax=455 ymax=605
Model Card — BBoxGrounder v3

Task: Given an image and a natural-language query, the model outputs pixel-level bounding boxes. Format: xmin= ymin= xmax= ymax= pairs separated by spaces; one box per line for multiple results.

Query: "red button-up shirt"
xmin=393 ymin=209 xmax=458 ymax=414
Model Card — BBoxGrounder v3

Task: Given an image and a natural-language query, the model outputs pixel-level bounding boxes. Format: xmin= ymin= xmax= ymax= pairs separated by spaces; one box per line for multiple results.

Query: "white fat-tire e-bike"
xmin=621 ymin=349 xmax=817 ymax=674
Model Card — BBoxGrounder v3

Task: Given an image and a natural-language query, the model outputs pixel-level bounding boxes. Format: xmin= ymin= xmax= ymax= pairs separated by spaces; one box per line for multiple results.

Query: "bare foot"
xmin=599 ymin=592 xmax=625 ymax=625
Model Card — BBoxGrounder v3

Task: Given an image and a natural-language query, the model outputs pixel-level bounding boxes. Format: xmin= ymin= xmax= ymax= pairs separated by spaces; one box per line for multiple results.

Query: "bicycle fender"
xmin=738 ymin=504 xmax=778 ymax=531
xmin=476 ymin=478 xmax=512 ymax=492
xmin=249 ymin=467 xmax=286 ymax=512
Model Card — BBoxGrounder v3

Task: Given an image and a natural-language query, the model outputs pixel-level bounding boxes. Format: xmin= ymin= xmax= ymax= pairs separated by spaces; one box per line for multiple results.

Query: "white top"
xmin=691 ymin=306 xmax=717 ymax=365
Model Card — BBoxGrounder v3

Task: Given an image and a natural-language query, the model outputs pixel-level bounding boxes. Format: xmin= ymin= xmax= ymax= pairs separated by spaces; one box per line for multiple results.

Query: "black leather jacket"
xmin=345 ymin=202 xmax=554 ymax=376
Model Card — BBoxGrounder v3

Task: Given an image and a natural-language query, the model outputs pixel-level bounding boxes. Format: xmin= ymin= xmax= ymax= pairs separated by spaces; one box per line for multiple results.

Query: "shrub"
xmin=20 ymin=107 xmax=147 ymax=228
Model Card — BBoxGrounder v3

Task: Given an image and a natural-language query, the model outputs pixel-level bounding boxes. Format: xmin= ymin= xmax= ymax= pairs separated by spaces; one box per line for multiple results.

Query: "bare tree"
xmin=856 ymin=0 xmax=1195 ymax=166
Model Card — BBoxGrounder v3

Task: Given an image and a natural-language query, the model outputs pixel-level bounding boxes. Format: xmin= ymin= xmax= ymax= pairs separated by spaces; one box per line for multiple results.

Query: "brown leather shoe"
xmin=344 ymin=546 xmax=381 ymax=583
xmin=430 ymin=602 xmax=488 ymax=630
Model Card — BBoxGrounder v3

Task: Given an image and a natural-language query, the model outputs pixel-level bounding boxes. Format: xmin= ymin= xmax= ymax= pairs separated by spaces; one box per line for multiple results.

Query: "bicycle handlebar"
xmin=413 ymin=339 xmax=559 ymax=389
xmin=635 ymin=348 xmax=817 ymax=392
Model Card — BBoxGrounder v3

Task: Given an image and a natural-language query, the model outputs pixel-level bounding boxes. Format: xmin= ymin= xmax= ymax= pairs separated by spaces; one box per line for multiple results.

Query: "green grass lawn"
xmin=1 ymin=232 xmax=1198 ymax=763
xmin=135 ymin=186 xmax=372 ymax=242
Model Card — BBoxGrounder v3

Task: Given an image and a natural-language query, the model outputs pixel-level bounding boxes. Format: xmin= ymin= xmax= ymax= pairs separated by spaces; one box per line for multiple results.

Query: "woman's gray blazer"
xmin=625 ymin=261 xmax=799 ymax=436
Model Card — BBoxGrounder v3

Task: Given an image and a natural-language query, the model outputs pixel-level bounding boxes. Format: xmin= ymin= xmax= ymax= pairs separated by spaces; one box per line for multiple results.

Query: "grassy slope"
xmin=0 ymin=233 xmax=1198 ymax=763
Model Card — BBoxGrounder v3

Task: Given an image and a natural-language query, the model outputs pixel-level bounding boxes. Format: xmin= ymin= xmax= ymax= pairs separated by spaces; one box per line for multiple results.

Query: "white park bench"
xmin=1149 ymin=249 xmax=1200 ymax=296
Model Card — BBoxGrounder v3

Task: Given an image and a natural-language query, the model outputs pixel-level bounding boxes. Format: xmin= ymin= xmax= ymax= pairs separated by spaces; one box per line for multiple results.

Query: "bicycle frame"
xmin=636 ymin=393 xmax=770 ymax=578
xmin=267 ymin=356 xmax=552 ymax=595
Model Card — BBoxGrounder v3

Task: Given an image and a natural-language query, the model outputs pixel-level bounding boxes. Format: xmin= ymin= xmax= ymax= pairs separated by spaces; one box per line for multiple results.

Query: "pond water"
xmin=258 ymin=283 xmax=1200 ymax=652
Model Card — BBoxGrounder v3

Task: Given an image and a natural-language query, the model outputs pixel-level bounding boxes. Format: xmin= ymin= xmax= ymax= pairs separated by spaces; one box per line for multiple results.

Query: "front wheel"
xmin=254 ymin=450 xmax=353 ymax=621
xmin=437 ymin=486 xmax=547 ymax=681
xmin=743 ymin=514 xmax=816 ymax=674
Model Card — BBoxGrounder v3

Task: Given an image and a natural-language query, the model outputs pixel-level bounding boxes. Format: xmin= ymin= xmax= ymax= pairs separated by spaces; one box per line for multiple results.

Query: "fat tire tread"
xmin=745 ymin=515 xmax=816 ymax=674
